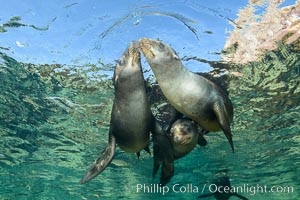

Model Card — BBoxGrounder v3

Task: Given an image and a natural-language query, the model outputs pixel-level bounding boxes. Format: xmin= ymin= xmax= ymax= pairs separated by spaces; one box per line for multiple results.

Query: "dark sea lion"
xmin=139 ymin=38 xmax=234 ymax=152
xmin=80 ymin=42 xmax=173 ymax=184
xmin=153 ymin=118 xmax=205 ymax=185
xmin=152 ymin=118 xmax=200 ymax=185
xmin=151 ymin=103 xmax=207 ymax=185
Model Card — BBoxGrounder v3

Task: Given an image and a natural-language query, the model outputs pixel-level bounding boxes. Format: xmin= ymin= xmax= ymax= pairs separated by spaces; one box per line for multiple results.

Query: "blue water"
xmin=1 ymin=0 xmax=299 ymax=199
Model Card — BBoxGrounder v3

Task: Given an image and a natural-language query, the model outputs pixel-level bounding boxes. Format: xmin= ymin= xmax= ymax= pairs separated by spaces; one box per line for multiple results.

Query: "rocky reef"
xmin=223 ymin=0 xmax=300 ymax=64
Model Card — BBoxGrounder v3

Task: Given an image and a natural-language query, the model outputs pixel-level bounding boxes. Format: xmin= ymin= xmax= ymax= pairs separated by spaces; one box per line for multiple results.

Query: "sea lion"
xmin=152 ymin=103 xmax=207 ymax=185
xmin=152 ymin=103 xmax=208 ymax=181
xmin=80 ymin=42 xmax=173 ymax=184
xmin=153 ymin=118 xmax=201 ymax=185
xmin=139 ymin=38 xmax=234 ymax=152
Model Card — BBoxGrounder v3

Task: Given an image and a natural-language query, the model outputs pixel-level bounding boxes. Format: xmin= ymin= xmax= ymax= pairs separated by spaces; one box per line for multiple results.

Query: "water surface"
xmin=0 ymin=0 xmax=299 ymax=199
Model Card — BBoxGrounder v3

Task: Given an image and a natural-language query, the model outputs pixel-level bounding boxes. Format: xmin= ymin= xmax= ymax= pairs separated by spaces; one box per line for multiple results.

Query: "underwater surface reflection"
xmin=1 ymin=0 xmax=299 ymax=200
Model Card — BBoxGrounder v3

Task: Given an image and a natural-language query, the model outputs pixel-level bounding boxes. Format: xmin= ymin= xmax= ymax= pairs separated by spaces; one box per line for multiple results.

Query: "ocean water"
xmin=0 ymin=0 xmax=299 ymax=199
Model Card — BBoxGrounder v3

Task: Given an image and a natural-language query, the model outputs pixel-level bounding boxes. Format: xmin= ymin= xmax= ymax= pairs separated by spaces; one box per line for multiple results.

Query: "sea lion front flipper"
xmin=80 ymin=133 xmax=116 ymax=184
xmin=213 ymin=101 xmax=234 ymax=152
xmin=164 ymin=107 xmax=184 ymax=132
xmin=151 ymin=120 xmax=174 ymax=186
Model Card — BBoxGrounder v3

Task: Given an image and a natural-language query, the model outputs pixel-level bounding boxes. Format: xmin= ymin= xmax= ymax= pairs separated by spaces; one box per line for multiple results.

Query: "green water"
xmin=0 ymin=43 xmax=299 ymax=200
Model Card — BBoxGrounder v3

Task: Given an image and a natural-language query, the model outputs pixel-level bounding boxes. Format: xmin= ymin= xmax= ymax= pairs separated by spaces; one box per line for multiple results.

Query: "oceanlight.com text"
xmin=207 ymin=183 xmax=294 ymax=196
xmin=136 ymin=183 xmax=294 ymax=196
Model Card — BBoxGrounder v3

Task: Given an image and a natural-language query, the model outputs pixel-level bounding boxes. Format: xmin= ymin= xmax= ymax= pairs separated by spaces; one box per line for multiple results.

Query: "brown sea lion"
xmin=80 ymin=42 xmax=173 ymax=184
xmin=139 ymin=38 xmax=234 ymax=152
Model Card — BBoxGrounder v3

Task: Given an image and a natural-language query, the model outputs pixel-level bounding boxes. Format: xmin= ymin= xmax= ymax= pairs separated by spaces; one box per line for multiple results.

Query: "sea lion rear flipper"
xmin=198 ymin=133 xmax=208 ymax=146
xmin=136 ymin=146 xmax=151 ymax=159
xmin=152 ymin=121 xmax=174 ymax=186
xmin=80 ymin=133 xmax=116 ymax=184
xmin=136 ymin=152 xmax=141 ymax=159
xmin=213 ymin=101 xmax=234 ymax=152
xmin=152 ymin=154 xmax=160 ymax=178
xmin=160 ymin=159 xmax=174 ymax=186
xmin=144 ymin=145 xmax=151 ymax=155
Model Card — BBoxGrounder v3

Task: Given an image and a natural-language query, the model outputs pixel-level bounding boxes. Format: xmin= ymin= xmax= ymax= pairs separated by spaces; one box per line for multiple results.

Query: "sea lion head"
xmin=170 ymin=119 xmax=198 ymax=146
xmin=113 ymin=41 xmax=141 ymax=84
xmin=139 ymin=38 xmax=180 ymax=65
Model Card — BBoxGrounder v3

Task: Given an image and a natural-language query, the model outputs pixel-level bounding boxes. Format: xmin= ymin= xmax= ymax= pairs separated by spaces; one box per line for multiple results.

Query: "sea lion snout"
xmin=173 ymin=132 xmax=192 ymax=145
xmin=126 ymin=42 xmax=141 ymax=66
xmin=139 ymin=38 xmax=156 ymax=59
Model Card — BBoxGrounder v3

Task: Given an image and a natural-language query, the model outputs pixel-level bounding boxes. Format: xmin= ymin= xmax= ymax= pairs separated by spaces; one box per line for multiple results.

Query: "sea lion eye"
xmin=159 ymin=43 xmax=165 ymax=49
xmin=117 ymin=59 xmax=125 ymax=66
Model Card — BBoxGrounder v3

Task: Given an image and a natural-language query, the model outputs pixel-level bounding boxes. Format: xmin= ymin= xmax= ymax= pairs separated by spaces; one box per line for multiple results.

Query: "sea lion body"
xmin=139 ymin=38 xmax=234 ymax=152
xmin=110 ymin=45 xmax=152 ymax=152
xmin=109 ymin=42 xmax=152 ymax=153
xmin=80 ymin=42 xmax=169 ymax=184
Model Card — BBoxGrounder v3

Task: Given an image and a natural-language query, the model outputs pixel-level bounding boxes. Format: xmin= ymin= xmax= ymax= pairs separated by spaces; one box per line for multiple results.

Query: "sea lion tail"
xmin=152 ymin=121 xmax=174 ymax=186
xmin=80 ymin=134 xmax=116 ymax=184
